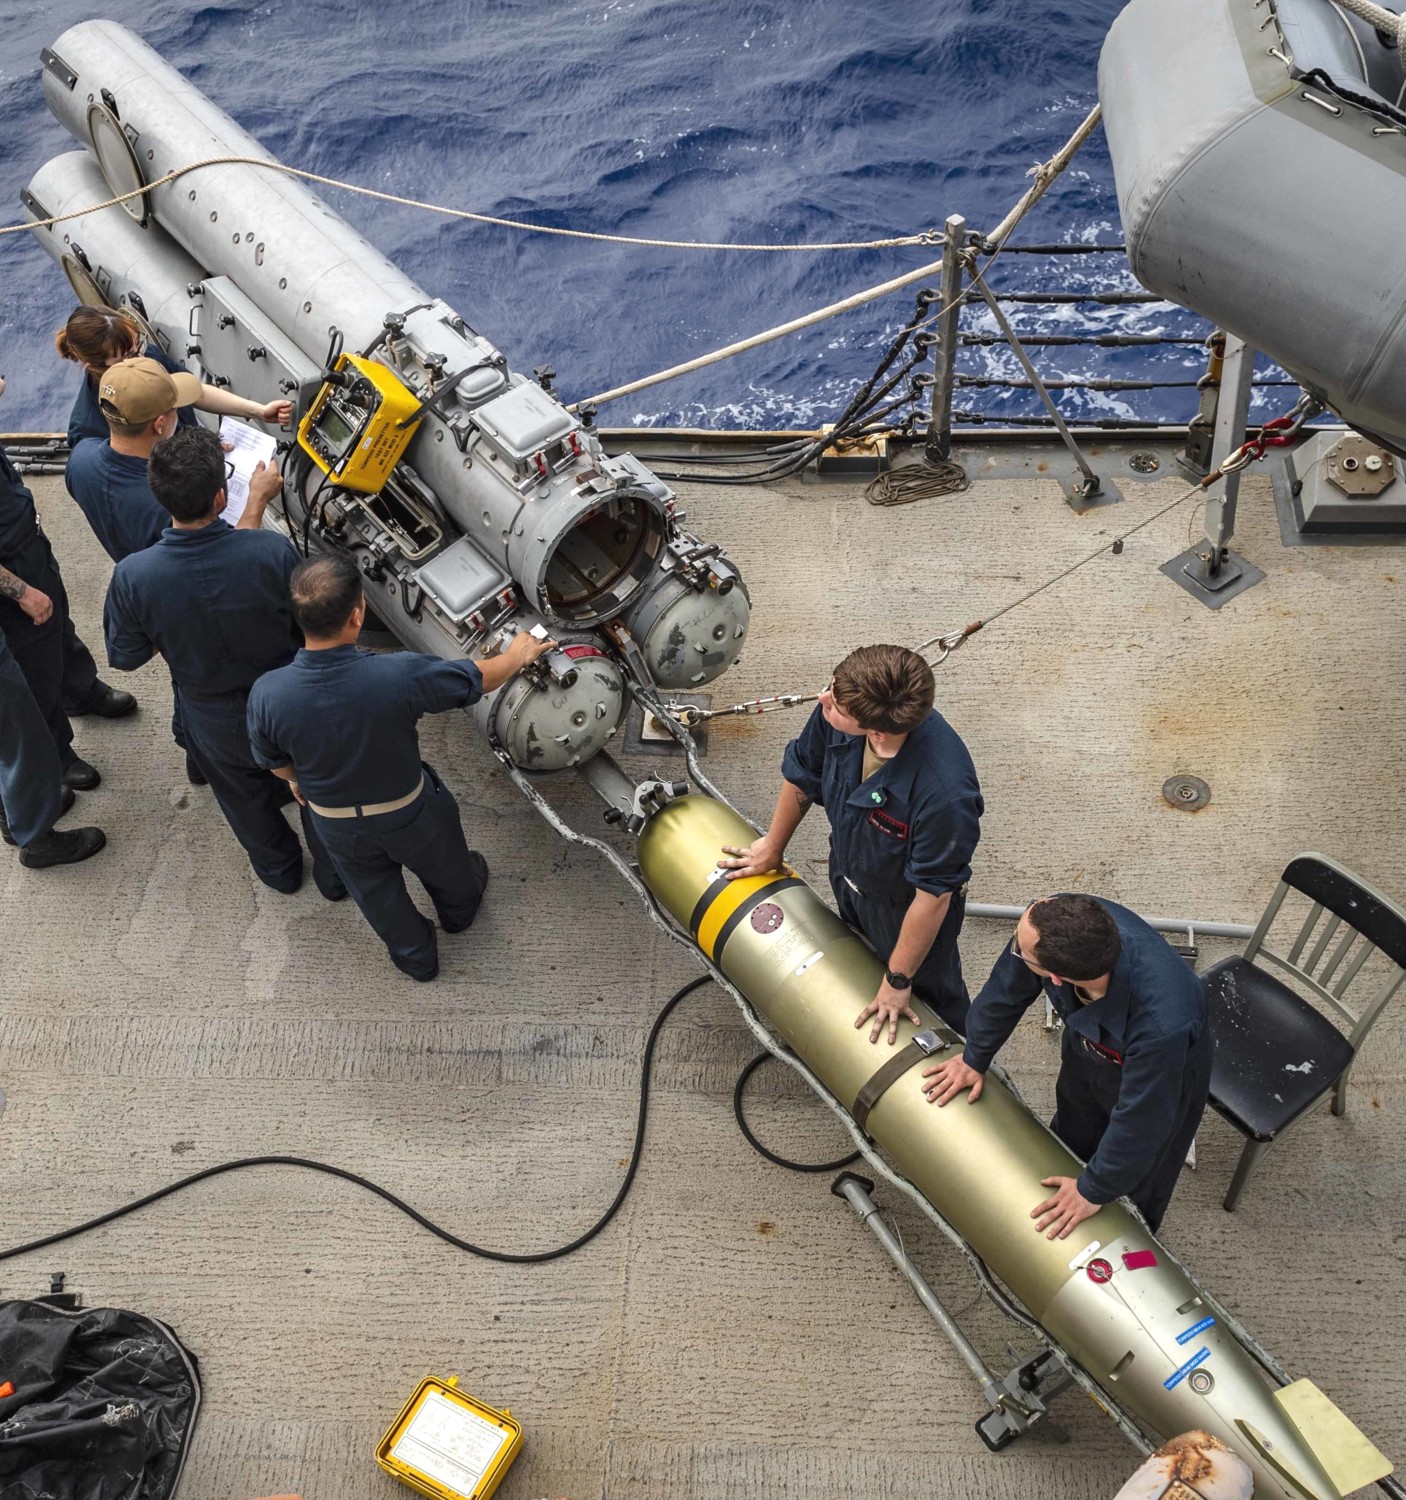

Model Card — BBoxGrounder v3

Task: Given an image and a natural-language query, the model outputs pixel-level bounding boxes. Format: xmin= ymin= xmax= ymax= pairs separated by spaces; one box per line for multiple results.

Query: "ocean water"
xmin=0 ymin=0 xmax=1231 ymax=436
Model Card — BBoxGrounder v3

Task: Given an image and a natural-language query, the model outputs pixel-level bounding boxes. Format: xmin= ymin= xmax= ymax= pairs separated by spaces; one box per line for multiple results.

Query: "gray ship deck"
xmin=2 ymin=442 xmax=1404 ymax=1500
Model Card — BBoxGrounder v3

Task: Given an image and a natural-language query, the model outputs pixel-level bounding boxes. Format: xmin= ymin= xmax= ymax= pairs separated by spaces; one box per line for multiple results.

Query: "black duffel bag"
xmin=0 ymin=1299 xmax=201 ymax=1500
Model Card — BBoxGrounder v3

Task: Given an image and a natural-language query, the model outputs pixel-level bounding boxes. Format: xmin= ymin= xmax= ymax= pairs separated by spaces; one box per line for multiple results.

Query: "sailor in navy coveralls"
xmin=247 ymin=552 xmax=555 ymax=981
xmin=720 ymin=643 xmax=982 ymax=1041
xmin=923 ymin=892 xmax=1213 ymax=1235
xmin=104 ymin=427 xmax=339 ymax=895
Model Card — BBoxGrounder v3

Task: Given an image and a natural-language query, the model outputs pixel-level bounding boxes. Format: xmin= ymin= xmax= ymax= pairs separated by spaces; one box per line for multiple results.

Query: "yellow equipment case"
xmin=375 ymin=1374 xmax=523 ymax=1500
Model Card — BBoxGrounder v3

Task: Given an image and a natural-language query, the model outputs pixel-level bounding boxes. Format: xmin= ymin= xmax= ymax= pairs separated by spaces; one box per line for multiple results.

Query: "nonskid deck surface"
xmin=1 ymin=456 xmax=1402 ymax=1500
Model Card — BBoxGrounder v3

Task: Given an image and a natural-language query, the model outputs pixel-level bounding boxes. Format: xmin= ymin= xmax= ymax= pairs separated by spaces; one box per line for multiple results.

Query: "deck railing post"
xmin=1161 ymin=334 xmax=1265 ymax=606
xmin=926 ymin=214 xmax=966 ymax=462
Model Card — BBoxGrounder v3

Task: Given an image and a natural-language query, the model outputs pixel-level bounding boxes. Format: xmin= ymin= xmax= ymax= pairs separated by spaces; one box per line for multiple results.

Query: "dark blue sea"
xmin=1 ymin=0 xmax=1240 ymax=436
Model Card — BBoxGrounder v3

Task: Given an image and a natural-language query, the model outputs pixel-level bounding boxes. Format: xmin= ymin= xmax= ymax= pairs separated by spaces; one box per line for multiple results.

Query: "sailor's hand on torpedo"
xmin=718 ymin=838 xmax=783 ymax=880
xmin=259 ymin=397 xmax=294 ymax=427
xmin=922 ymin=1056 xmax=985 ymax=1106
xmin=1031 ymin=1176 xmax=1100 ymax=1240
xmin=856 ymin=982 xmax=921 ymax=1046
xmin=504 ymin=629 xmax=556 ymax=670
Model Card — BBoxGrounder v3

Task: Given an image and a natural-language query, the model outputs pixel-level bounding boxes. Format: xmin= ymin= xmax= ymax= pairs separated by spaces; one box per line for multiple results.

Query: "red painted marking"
xmin=1123 ymin=1250 xmax=1158 ymax=1271
xmin=561 ymin=645 xmax=606 ymax=660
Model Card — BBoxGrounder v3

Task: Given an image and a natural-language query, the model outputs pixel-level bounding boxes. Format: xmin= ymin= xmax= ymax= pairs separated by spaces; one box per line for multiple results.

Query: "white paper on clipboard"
xmin=218 ymin=417 xmax=277 ymax=525
xmin=389 ymin=1391 xmax=511 ymax=1497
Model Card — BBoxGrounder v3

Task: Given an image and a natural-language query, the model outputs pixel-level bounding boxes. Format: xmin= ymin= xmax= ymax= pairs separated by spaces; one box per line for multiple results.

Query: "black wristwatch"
xmin=885 ymin=968 xmax=913 ymax=990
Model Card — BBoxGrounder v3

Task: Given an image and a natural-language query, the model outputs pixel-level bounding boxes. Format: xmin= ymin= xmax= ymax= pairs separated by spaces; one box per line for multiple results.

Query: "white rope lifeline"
xmin=3 ymin=153 xmax=937 ymax=254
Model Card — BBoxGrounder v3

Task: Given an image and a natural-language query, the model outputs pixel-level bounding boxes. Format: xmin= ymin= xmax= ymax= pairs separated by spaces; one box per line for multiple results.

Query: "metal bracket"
xmin=41 ymin=48 xmax=78 ymax=92
xmin=832 ymin=1172 xmax=1072 ymax=1449
xmin=1160 ymin=544 xmax=1265 ymax=610
xmin=1058 ymin=469 xmax=1123 ymax=510
xmin=976 ymin=1348 xmax=1074 ymax=1451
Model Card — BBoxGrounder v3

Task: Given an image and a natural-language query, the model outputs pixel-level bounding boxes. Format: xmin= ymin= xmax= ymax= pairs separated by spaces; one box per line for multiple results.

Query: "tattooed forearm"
xmin=790 ymin=786 xmax=811 ymax=812
xmin=0 ymin=567 xmax=26 ymax=602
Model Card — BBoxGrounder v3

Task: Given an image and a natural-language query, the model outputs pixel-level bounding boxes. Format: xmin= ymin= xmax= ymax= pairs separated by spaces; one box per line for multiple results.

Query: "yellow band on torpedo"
xmin=696 ymin=869 xmax=794 ymax=961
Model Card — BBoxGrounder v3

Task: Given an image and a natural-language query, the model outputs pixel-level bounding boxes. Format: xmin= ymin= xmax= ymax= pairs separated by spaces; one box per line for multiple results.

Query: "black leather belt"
xmin=851 ymin=1027 xmax=952 ymax=1132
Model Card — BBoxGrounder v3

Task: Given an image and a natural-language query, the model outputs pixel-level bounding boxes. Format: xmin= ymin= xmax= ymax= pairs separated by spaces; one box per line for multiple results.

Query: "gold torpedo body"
xmin=638 ymin=795 xmax=1352 ymax=1500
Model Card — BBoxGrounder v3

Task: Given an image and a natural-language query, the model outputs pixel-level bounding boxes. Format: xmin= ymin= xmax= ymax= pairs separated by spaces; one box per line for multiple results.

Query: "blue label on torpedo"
xmin=1165 ymin=1346 xmax=1212 ymax=1391
xmin=1176 ymin=1316 xmax=1216 ymax=1346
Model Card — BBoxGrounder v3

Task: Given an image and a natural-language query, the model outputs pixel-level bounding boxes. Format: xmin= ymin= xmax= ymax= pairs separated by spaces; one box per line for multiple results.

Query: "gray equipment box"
xmin=472 ymin=381 xmax=576 ymax=461
xmin=413 ymin=537 xmax=510 ymax=622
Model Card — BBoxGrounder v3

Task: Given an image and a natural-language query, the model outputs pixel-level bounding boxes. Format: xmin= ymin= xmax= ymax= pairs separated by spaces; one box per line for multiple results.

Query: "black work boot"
xmin=186 ymin=753 xmax=208 ymax=786
xmin=72 ymin=682 xmax=137 ymax=718
xmin=19 ymin=826 xmax=107 ymax=868
xmin=62 ymin=757 xmax=102 ymax=790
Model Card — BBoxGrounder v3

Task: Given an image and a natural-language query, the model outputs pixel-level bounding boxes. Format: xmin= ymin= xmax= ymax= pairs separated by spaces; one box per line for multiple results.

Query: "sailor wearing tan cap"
xmin=65 ymin=357 xmax=283 ymax=785
xmin=65 ymin=356 xmax=208 ymax=564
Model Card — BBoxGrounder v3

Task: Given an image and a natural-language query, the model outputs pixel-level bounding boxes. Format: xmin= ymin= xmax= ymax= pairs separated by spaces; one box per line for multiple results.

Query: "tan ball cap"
xmin=98 ymin=356 xmax=202 ymax=425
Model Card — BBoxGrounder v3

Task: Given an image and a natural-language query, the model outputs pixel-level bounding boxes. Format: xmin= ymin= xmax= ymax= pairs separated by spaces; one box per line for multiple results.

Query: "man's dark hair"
xmin=1027 ymin=894 xmax=1122 ymax=980
xmin=148 ymin=426 xmax=226 ymax=523
xmin=290 ymin=552 xmax=363 ymax=638
xmin=831 ymin=644 xmax=935 ymax=734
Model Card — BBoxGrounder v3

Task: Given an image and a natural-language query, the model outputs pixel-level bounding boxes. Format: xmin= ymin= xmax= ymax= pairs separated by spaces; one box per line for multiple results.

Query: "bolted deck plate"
xmin=1160 ymin=544 xmax=1264 ymax=609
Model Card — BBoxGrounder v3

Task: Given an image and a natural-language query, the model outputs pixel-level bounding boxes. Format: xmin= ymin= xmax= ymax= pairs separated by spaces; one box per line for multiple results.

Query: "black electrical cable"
xmin=653 ymin=291 xmax=937 ymax=485
xmin=395 ymin=359 xmax=501 ymax=429
xmin=732 ymin=1051 xmax=860 ymax=1174
xmin=300 ymin=469 xmax=334 ymax=557
xmin=0 ymin=974 xmax=714 ymax=1268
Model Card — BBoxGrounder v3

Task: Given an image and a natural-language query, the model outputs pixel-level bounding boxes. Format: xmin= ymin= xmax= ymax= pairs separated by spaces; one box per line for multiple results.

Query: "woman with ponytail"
xmin=57 ymin=306 xmax=290 ymax=449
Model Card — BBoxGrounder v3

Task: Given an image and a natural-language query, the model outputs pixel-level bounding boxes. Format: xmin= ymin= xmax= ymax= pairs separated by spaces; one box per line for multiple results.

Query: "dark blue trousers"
xmin=310 ymin=764 xmax=486 ymax=980
xmin=1053 ymin=1027 xmax=1213 ymax=1233
xmin=833 ymin=868 xmax=970 ymax=1035
xmin=182 ymin=692 xmax=339 ymax=895
xmin=58 ymin=581 xmax=100 ymax=714
xmin=0 ymin=632 xmax=63 ymax=846
xmin=0 ymin=532 xmax=77 ymax=769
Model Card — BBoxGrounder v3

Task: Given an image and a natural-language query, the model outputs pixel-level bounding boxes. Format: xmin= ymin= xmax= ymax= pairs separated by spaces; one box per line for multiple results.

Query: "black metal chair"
xmin=1201 ymin=852 xmax=1406 ymax=1211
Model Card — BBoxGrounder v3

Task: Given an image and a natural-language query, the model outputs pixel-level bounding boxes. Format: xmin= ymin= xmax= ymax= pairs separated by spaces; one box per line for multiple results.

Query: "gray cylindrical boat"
xmin=1099 ymin=0 xmax=1406 ymax=454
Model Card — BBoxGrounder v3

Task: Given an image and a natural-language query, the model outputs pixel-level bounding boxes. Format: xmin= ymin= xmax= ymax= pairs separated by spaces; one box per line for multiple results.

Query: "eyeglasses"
xmin=1010 ymin=931 xmax=1043 ymax=969
xmin=225 ymin=460 xmax=236 ymax=480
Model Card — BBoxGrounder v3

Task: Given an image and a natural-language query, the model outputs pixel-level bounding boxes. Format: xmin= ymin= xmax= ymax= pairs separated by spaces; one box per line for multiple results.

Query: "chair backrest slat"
xmin=1333 ymin=935 xmax=1375 ymax=1002
xmin=1286 ymin=902 xmax=1324 ymax=967
xmin=1304 ymin=914 xmax=1342 ymax=975
xmin=1318 ymin=925 xmax=1360 ymax=990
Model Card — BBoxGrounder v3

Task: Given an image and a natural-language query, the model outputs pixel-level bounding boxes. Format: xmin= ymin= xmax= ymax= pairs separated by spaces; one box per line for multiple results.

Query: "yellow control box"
xmin=376 ymin=1376 xmax=523 ymax=1500
xmin=297 ymin=353 xmax=423 ymax=494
